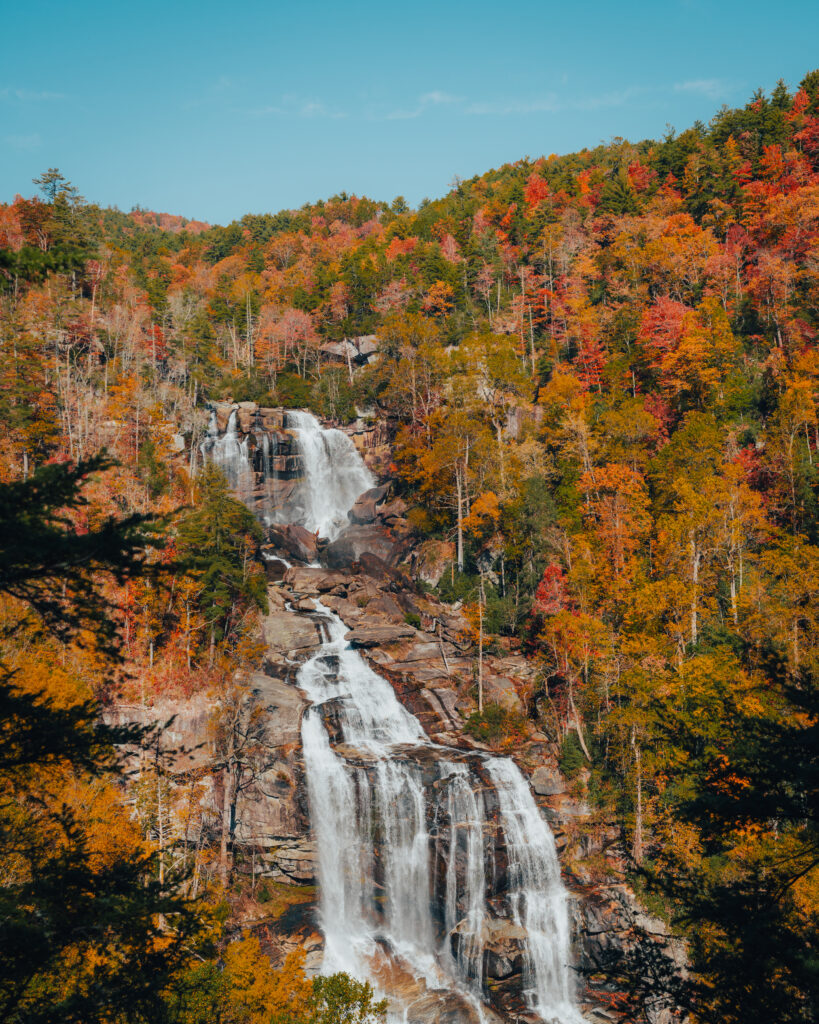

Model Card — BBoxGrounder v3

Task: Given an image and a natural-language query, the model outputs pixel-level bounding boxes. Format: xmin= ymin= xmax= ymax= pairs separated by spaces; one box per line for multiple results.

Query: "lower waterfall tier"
xmin=298 ymin=602 xmax=585 ymax=1024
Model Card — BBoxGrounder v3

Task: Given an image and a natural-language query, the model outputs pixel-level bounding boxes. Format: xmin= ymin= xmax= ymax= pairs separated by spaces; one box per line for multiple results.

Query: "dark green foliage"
xmin=138 ymin=435 xmax=170 ymax=499
xmin=0 ymin=246 xmax=85 ymax=292
xmin=599 ymin=171 xmax=639 ymax=215
xmin=212 ymin=369 xmax=276 ymax=406
xmin=463 ymin=701 xmax=524 ymax=743
xmin=0 ymin=455 xmax=164 ymax=655
xmin=176 ymin=464 xmax=267 ymax=647
xmin=557 ymin=731 xmax=585 ymax=779
xmin=274 ymin=372 xmax=313 ymax=409
xmin=634 ymin=666 xmax=819 ymax=1024
xmin=0 ymin=831 xmax=200 ymax=1024
xmin=0 ymin=462 xmax=201 ymax=1024
xmin=311 ymin=370 xmax=357 ymax=423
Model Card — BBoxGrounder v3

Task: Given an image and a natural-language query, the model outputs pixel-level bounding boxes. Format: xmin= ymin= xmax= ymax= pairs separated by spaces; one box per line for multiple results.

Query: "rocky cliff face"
xmin=114 ymin=408 xmax=683 ymax=1023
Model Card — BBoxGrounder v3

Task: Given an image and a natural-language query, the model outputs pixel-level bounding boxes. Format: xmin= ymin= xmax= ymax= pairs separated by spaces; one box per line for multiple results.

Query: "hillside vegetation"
xmin=1 ymin=72 xmax=818 ymax=1023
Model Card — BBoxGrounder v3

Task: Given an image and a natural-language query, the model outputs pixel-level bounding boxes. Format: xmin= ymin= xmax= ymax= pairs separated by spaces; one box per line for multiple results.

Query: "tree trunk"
xmin=455 ymin=465 xmax=464 ymax=572
xmin=631 ymin=727 xmax=643 ymax=865
xmin=478 ymin=574 xmax=485 ymax=713
xmin=220 ymin=765 xmax=233 ymax=886
xmin=568 ymin=690 xmax=592 ymax=762
xmin=690 ymin=534 xmax=700 ymax=646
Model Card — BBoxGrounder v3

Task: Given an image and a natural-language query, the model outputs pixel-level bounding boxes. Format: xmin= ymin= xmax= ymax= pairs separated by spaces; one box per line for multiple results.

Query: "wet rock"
xmin=261 ymin=598 xmax=324 ymax=666
xmin=258 ymin=407 xmax=285 ymax=431
xmin=214 ymin=401 xmax=236 ymax=432
xmin=268 ymin=523 xmax=319 ymax=564
xmin=262 ymin=556 xmax=289 ymax=582
xmin=236 ymin=401 xmax=258 ymax=432
xmin=404 ymin=991 xmax=489 ymax=1024
xmin=347 ymin=484 xmax=390 ymax=525
xmin=284 ymin=566 xmax=349 ymax=595
xmin=323 ymin=524 xmax=410 ymax=569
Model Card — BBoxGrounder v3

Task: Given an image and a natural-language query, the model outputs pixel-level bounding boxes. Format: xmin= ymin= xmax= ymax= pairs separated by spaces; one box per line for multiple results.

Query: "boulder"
xmin=531 ymin=764 xmax=568 ymax=796
xmin=323 ymin=524 xmax=409 ymax=569
xmin=258 ymin=407 xmax=285 ymax=431
xmin=268 ymin=523 xmax=319 ymax=564
xmin=236 ymin=401 xmax=258 ymax=432
xmin=261 ymin=555 xmax=289 ymax=582
xmin=366 ymin=593 xmax=405 ymax=620
xmin=214 ymin=401 xmax=236 ymax=432
xmin=483 ymin=672 xmax=525 ymax=714
xmin=344 ymin=624 xmax=417 ymax=648
xmin=347 ymin=485 xmax=390 ymax=525
xmin=358 ymin=551 xmax=415 ymax=590
xmin=284 ymin=566 xmax=349 ymax=595
xmin=355 ymin=335 xmax=379 ymax=358
xmin=376 ymin=497 xmax=408 ymax=521
xmin=413 ymin=539 xmax=455 ymax=588
xmin=261 ymin=599 xmax=324 ymax=662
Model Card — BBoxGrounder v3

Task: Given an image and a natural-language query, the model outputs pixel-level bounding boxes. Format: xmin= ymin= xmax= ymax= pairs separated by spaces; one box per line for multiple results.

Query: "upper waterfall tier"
xmin=199 ymin=407 xmax=374 ymax=540
xmin=286 ymin=411 xmax=375 ymax=540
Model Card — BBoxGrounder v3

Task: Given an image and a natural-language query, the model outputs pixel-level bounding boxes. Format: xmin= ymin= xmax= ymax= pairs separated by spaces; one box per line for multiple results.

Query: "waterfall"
xmin=297 ymin=596 xmax=583 ymax=1021
xmin=487 ymin=759 xmax=584 ymax=1023
xmin=200 ymin=410 xmax=254 ymax=500
xmin=442 ymin=763 xmax=487 ymax=993
xmin=287 ymin=410 xmax=375 ymax=540
xmin=200 ymin=407 xmax=373 ymax=540
xmin=210 ymin=409 xmax=584 ymax=1021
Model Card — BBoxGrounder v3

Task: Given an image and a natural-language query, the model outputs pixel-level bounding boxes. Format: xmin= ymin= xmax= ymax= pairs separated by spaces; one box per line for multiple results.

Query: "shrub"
xmin=558 ymin=731 xmax=585 ymax=779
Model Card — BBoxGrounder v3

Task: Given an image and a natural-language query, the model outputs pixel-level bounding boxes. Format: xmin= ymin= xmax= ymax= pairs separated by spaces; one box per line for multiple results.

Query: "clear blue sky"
xmin=1 ymin=0 xmax=817 ymax=225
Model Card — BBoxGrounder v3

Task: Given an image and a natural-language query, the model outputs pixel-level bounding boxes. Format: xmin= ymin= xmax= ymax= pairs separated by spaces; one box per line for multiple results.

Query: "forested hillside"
xmin=1 ymin=71 xmax=818 ymax=1023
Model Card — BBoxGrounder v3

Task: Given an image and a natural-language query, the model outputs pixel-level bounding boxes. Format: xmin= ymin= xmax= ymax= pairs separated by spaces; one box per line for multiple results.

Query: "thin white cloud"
xmin=464 ymin=88 xmax=642 ymax=117
xmin=420 ymin=90 xmax=459 ymax=105
xmin=249 ymin=95 xmax=347 ymax=119
xmin=573 ymin=87 xmax=644 ymax=111
xmin=383 ymin=90 xmax=462 ymax=120
xmin=465 ymin=95 xmax=561 ymax=116
xmin=4 ymin=132 xmax=42 ymax=150
xmin=0 ymin=88 xmax=65 ymax=102
xmin=674 ymin=78 xmax=732 ymax=100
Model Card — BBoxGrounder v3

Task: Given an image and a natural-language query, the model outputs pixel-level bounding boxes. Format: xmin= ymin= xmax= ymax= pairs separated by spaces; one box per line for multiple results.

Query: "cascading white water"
xmin=201 ymin=411 xmax=255 ymax=500
xmin=487 ymin=760 xmax=585 ymax=1023
xmin=287 ymin=410 xmax=375 ymax=539
xmin=209 ymin=408 xmax=584 ymax=1021
xmin=201 ymin=407 xmax=374 ymax=537
xmin=442 ymin=763 xmax=487 ymax=993
xmin=298 ymin=605 xmax=440 ymax=983
xmin=298 ymin=596 xmax=583 ymax=1021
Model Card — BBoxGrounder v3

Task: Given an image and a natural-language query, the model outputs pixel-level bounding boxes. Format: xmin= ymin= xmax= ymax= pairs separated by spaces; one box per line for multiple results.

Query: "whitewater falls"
xmin=204 ymin=409 xmax=584 ymax=1023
